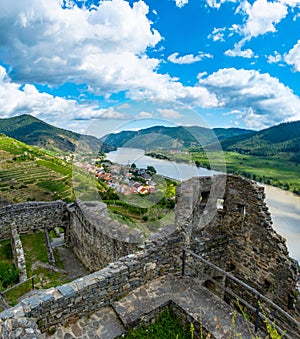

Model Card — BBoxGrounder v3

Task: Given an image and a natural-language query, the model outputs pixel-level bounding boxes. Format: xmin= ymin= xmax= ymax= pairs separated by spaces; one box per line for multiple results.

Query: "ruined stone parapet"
xmin=0 ymin=315 xmax=44 ymax=339
xmin=67 ymin=200 xmax=144 ymax=271
xmin=175 ymin=174 xmax=227 ymax=245
xmin=175 ymin=174 xmax=298 ymax=313
xmin=0 ymin=225 xmax=184 ymax=336
xmin=0 ymin=174 xmax=298 ymax=337
xmin=74 ymin=200 xmax=143 ymax=243
xmin=0 ymin=201 xmax=69 ymax=240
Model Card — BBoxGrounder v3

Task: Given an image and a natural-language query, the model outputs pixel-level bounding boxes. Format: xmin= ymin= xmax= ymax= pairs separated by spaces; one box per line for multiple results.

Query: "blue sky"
xmin=0 ymin=0 xmax=300 ymax=136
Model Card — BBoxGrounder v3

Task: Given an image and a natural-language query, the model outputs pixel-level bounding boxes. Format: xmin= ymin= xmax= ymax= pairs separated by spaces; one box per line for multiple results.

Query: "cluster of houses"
xmin=76 ymin=159 xmax=157 ymax=196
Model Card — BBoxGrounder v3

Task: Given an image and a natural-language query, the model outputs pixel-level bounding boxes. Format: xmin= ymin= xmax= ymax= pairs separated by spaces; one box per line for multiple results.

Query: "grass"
xmin=122 ymin=305 xmax=286 ymax=339
xmin=0 ymin=239 xmax=14 ymax=264
xmin=0 ymin=232 xmax=69 ymax=306
xmin=122 ymin=307 xmax=193 ymax=339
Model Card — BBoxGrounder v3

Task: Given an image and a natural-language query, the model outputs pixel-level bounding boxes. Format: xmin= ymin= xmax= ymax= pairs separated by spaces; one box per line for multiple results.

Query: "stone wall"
xmin=0 ymin=174 xmax=298 ymax=338
xmin=0 ymin=199 xmax=144 ymax=272
xmin=10 ymin=223 xmax=27 ymax=282
xmin=175 ymin=175 xmax=298 ymax=313
xmin=67 ymin=200 xmax=144 ymax=271
xmin=0 ymin=201 xmax=69 ymax=240
xmin=0 ymin=225 xmax=184 ymax=336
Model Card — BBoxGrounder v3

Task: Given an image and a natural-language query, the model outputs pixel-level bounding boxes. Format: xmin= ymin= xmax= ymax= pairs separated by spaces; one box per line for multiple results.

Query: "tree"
xmin=146 ymin=165 xmax=156 ymax=175
xmin=195 ymin=160 xmax=201 ymax=168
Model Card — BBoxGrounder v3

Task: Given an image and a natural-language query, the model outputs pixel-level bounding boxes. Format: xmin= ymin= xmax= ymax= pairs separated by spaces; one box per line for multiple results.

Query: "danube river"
xmin=107 ymin=148 xmax=300 ymax=262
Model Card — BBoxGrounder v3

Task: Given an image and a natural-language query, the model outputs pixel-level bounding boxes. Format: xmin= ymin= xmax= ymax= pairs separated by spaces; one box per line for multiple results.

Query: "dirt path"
xmin=56 ymin=245 xmax=89 ymax=281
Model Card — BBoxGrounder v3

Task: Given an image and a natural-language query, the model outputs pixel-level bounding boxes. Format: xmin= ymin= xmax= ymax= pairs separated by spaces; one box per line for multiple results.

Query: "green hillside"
xmin=221 ymin=121 xmax=300 ymax=159
xmin=102 ymin=125 xmax=252 ymax=150
xmin=0 ymin=135 xmax=74 ymax=203
xmin=0 ymin=114 xmax=112 ymax=154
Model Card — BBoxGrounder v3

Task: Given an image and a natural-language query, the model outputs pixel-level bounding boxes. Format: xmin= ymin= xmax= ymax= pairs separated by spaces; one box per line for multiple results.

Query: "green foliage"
xmin=105 ymin=200 xmax=147 ymax=216
xmin=122 ymin=307 xmax=193 ymax=339
xmin=0 ymin=240 xmax=14 ymax=261
xmin=102 ymin=125 xmax=251 ymax=150
xmin=221 ymin=121 xmax=300 ymax=156
xmin=36 ymin=159 xmax=71 ymax=175
xmin=0 ymin=239 xmax=19 ymax=290
xmin=146 ymin=166 xmax=156 ymax=175
xmin=20 ymin=232 xmax=69 ymax=289
xmin=99 ymin=187 xmax=120 ymax=201
xmin=0 ymin=263 xmax=19 ymax=289
xmin=0 ymin=114 xmax=112 ymax=154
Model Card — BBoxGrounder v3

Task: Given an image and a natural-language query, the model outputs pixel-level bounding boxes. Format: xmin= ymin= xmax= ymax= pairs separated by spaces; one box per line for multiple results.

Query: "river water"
xmin=107 ymin=148 xmax=300 ymax=262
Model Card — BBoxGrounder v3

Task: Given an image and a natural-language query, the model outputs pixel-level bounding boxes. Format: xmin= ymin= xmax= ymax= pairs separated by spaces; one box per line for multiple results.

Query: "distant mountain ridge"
xmin=102 ymin=120 xmax=300 ymax=165
xmin=220 ymin=121 xmax=300 ymax=159
xmin=101 ymin=125 xmax=253 ymax=150
xmin=0 ymin=114 xmax=112 ymax=153
xmin=2 ymin=115 xmax=300 ymax=163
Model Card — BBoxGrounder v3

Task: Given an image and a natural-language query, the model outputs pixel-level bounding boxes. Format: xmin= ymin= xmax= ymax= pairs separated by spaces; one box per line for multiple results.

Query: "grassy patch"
xmin=0 ymin=240 xmax=19 ymax=293
xmin=0 ymin=232 xmax=69 ymax=306
xmin=0 ymin=239 xmax=14 ymax=263
xmin=123 ymin=307 xmax=193 ymax=339
xmin=36 ymin=159 xmax=71 ymax=176
xmin=21 ymin=232 xmax=68 ymax=290
xmin=21 ymin=232 xmax=49 ymax=269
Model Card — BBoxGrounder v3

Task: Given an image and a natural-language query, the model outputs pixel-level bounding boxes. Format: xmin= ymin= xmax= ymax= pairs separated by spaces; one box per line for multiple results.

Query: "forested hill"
xmin=102 ymin=125 xmax=252 ymax=149
xmin=221 ymin=121 xmax=300 ymax=160
xmin=0 ymin=114 xmax=112 ymax=153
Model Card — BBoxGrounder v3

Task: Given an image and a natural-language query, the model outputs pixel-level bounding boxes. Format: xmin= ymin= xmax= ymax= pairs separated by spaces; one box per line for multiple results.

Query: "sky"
xmin=0 ymin=0 xmax=300 ymax=136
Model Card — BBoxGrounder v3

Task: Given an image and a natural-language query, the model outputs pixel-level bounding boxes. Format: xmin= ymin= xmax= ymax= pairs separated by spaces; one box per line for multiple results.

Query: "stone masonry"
xmin=10 ymin=223 xmax=27 ymax=282
xmin=0 ymin=174 xmax=298 ymax=338
xmin=67 ymin=200 xmax=144 ymax=271
xmin=0 ymin=225 xmax=183 ymax=337
xmin=175 ymin=175 xmax=298 ymax=313
xmin=0 ymin=201 xmax=69 ymax=240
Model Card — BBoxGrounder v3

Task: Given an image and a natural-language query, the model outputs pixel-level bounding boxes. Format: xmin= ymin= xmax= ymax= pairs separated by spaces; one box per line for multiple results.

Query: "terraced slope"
xmin=0 ymin=135 xmax=74 ymax=203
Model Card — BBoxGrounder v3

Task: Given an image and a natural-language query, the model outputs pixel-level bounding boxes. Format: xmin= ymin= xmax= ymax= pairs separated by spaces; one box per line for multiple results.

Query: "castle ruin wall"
xmin=66 ymin=200 xmax=144 ymax=271
xmin=0 ymin=225 xmax=183 ymax=336
xmin=175 ymin=175 xmax=298 ymax=312
xmin=0 ymin=201 xmax=69 ymax=240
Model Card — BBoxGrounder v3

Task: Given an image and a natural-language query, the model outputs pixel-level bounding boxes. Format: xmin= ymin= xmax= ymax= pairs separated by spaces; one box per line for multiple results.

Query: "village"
xmin=74 ymin=157 xmax=158 ymax=196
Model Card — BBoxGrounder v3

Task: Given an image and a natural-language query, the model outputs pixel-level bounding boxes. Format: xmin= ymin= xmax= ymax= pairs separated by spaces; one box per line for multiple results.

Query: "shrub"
xmin=0 ymin=262 xmax=19 ymax=289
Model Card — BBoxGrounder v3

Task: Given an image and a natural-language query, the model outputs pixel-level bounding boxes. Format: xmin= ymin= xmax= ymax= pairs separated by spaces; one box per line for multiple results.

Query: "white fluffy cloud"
xmin=267 ymin=51 xmax=283 ymax=64
xmin=284 ymin=40 xmax=300 ymax=71
xmin=225 ymin=40 xmax=255 ymax=58
xmin=206 ymin=0 xmax=237 ymax=9
xmin=0 ymin=0 xmax=161 ymax=93
xmin=138 ymin=111 xmax=153 ymax=118
xmin=0 ymin=65 xmax=108 ymax=124
xmin=174 ymin=0 xmax=189 ymax=8
xmin=199 ymin=68 xmax=300 ymax=128
xmin=279 ymin=0 xmax=300 ymax=7
xmin=221 ymin=0 xmax=295 ymax=59
xmin=167 ymin=52 xmax=212 ymax=64
xmin=208 ymin=27 xmax=226 ymax=42
xmin=0 ymin=0 xmax=221 ymax=110
xmin=236 ymin=0 xmax=288 ymax=38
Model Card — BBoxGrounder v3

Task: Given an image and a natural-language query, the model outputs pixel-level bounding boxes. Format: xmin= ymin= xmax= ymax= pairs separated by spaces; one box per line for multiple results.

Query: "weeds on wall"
xmin=122 ymin=304 xmax=286 ymax=339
